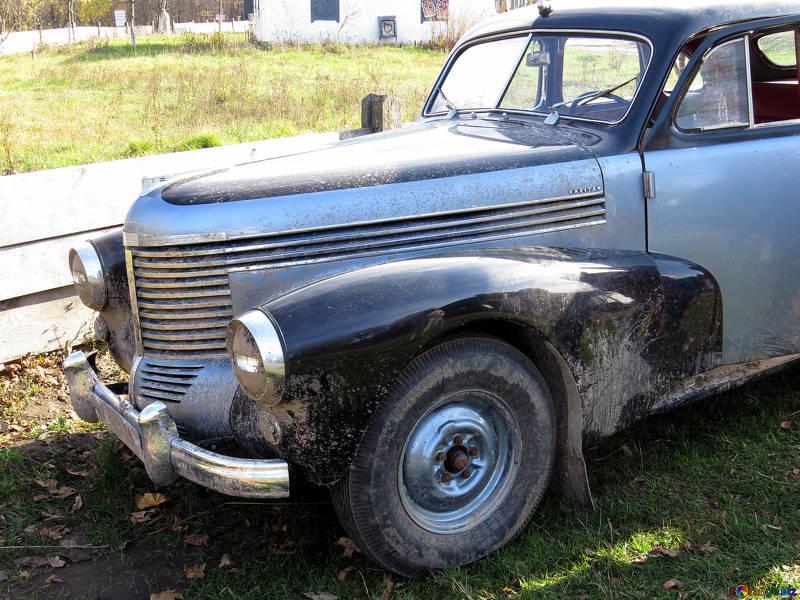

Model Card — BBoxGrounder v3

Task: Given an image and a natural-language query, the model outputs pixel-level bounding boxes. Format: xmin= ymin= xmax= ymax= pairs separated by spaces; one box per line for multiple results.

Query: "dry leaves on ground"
xmin=72 ymin=495 xmax=83 ymax=512
xmin=32 ymin=478 xmax=77 ymax=500
xmin=336 ymin=537 xmax=360 ymax=558
xmin=44 ymin=575 xmax=65 ymax=586
xmin=130 ymin=509 xmax=159 ymax=524
xmin=780 ymin=420 xmax=793 ymax=430
xmin=183 ymin=533 xmax=210 ymax=547
xmin=664 ymin=579 xmax=684 ymax=590
xmin=377 ymin=575 xmax=395 ymax=600
xmin=218 ymin=554 xmax=234 ymax=569
xmin=24 ymin=522 xmax=70 ymax=541
xmin=0 ymin=571 xmax=7 ymax=582
xmin=651 ymin=546 xmax=683 ymax=559
xmin=183 ymin=563 xmax=206 ymax=580
xmin=304 ymin=593 xmax=338 ymax=600
xmin=686 ymin=541 xmax=717 ymax=554
xmin=336 ymin=566 xmax=355 ymax=582
xmin=150 ymin=591 xmax=184 ymax=600
xmin=135 ymin=492 xmax=170 ymax=510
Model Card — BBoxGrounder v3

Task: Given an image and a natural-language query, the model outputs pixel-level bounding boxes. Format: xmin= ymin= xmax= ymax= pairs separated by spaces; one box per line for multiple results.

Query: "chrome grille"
xmin=136 ymin=359 xmax=204 ymax=403
xmin=131 ymin=255 xmax=233 ymax=359
xmin=129 ymin=191 xmax=605 ymax=358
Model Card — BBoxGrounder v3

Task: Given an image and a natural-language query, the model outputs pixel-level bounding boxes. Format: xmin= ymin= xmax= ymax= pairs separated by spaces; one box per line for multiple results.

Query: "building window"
xmin=421 ymin=0 xmax=448 ymax=22
xmin=311 ymin=0 xmax=339 ymax=22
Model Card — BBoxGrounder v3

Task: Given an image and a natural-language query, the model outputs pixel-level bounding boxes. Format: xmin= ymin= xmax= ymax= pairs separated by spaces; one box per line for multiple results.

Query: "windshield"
xmin=429 ymin=33 xmax=652 ymax=124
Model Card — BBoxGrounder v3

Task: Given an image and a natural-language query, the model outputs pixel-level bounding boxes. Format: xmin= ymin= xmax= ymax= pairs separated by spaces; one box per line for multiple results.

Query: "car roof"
xmin=463 ymin=0 xmax=800 ymax=45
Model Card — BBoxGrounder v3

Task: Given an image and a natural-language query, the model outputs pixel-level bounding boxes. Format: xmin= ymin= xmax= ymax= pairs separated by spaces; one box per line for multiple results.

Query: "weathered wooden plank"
xmin=0 ymin=287 xmax=96 ymax=364
xmin=0 ymin=133 xmax=339 ymax=249
xmin=0 ymin=227 xmax=121 ymax=302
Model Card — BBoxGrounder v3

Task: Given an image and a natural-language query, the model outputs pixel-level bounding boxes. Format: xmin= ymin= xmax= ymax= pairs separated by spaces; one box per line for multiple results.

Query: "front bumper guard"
xmin=63 ymin=351 xmax=290 ymax=499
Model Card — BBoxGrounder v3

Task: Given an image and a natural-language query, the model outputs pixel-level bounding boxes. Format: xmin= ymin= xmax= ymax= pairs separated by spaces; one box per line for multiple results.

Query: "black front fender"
xmin=232 ymin=247 xmax=721 ymax=485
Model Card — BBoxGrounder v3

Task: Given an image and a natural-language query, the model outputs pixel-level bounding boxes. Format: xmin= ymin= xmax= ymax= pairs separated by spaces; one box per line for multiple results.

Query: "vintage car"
xmin=64 ymin=0 xmax=800 ymax=575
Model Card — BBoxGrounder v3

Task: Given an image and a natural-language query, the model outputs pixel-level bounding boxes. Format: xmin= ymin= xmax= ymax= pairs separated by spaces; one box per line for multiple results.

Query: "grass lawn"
xmin=1 ymin=350 xmax=798 ymax=599
xmin=0 ymin=34 xmax=447 ymax=175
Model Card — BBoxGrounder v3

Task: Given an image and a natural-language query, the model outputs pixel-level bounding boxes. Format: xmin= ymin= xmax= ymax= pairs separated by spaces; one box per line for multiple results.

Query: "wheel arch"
xmin=421 ymin=319 xmax=594 ymax=508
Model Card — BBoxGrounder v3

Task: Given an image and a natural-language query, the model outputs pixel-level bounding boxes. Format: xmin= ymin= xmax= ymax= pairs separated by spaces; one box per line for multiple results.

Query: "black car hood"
xmin=160 ymin=118 xmax=601 ymax=206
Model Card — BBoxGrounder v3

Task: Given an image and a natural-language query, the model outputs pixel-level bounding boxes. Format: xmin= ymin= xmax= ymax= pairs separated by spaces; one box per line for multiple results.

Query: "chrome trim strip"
xmin=126 ymin=250 xmax=144 ymax=356
xmin=129 ymin=190 xmax=604 ymax=248
xmin=64 ymin=351 xmax=289 ymax=498
xmin=745 ymin=34 xmax=756 ymax=128
xmin=422 ymin=28 xmax=656 ymax=127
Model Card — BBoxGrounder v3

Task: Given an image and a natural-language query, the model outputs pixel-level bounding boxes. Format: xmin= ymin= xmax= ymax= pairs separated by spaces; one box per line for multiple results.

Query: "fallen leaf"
xmin=268 ymin=540 xmax=296 ymax=555
xmin=53 ymin=486 xmax=77 ymax=500
xmin=584 ymin=548 xmax=596 ymax=557
xmin=47 ymin=556 xmax=66 ymax=568
xmin=135 ymin=492 xmax=170 ymax=510
xmin=664 ymin=580 xmax=684 ymax=590
xmin=651 ymin=546 xmax=683 ymax=559
xmin=621 ymin=444 xmax=633 ymax=457
xmin=0 ymin=571 xmax=7 ymax=582
xmin=130 ymin=509 xmax=158 ymax=524
xmin=44 ymin=575 xmax=65 ymax=586
xmin=65 ymin=466 xmax=90 ymax=477
xmin=150 ymin=591 xmax=184 ymax=600
xmin=761 ymin=524 xmax=783 ymax=532
xmin=688 ymin=541 xmax=717 ymax=554
xmin=218 ymin=554 xmax=234 ymax=569
xmin=184 ymin=533 xmax=210 ymax=547
xmin=336 ymin=537 xmax=359 ymax=558
xmin=336 ymin=566 xmax=354 ymax=582
xmin=33 ymin=478 xmax=59 ymax=493
xmin=72 ymin=496 xmax=83 ymax=512
xmin=630 ymin=554 xmax=648 ymax=564
xmin=183 ymin=563 xmax=206 ymax=579
xmin=303 ymin=593 xmax=338 ymax=600
xmin=502 ymin=587 xmax=514 ymax=595
xmin=781 ymin=420 xmax=793 ymax=430
xmin=377 ymin=574 xmax=394 ymax=600
xmin=793 ymin=468 xmax=800 ymax=477
xmin=14 ymin=556 xmax=49 ymax=569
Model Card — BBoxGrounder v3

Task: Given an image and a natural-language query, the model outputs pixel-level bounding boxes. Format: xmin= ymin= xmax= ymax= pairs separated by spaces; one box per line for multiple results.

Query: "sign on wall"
xmin=421 ymin=0 xmax=449 ymax=21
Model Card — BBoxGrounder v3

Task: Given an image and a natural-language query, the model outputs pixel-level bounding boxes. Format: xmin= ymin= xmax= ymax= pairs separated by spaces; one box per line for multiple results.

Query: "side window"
xmin=675 ymin=38 xmax=750 ymax=131
xmin=311 ymin=0 xmax=339 ymax=22
xmin=757 ymin=31 xmax=797 ymax=67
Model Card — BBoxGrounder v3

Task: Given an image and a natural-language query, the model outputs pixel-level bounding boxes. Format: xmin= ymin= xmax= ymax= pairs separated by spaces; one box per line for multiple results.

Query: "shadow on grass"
xmin=1 ymin=366 xmax=798 ymax=599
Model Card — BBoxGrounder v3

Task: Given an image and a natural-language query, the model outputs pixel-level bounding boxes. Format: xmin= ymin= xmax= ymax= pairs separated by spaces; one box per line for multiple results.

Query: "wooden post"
xmin=361 ymin=94 xmax=402 ymax=133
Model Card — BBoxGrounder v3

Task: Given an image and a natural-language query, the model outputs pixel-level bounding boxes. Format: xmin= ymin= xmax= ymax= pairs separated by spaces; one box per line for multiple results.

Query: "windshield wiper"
xmin=550 ymin=75 xmax=639 ymax=112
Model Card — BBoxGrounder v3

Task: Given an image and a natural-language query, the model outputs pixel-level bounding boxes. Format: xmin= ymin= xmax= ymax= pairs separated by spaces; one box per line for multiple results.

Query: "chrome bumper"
xmin=63 ymin=351 xmax=290 ymax=499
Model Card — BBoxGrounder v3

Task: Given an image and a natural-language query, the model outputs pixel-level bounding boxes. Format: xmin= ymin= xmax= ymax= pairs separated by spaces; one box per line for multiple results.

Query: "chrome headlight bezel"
xmin=226 ymin=309 xmax=286 ymax=407
xmin=68 ymin=241 xmax=107 ymax=311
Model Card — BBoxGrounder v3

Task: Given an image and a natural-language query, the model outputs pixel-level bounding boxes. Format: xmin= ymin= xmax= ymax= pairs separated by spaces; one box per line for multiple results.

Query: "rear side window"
xmin=675 ymin=38 xmax=750 ymax=131
xmin=757 ymin=31 xmax=796 ymax=67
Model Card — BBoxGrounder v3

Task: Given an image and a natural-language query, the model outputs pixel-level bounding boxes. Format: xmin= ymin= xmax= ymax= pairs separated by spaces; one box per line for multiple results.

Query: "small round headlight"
xmin=226 ymin=309 xmax=286 ymax=406
xmin=68 ymin=241 xmax=107 ymax=311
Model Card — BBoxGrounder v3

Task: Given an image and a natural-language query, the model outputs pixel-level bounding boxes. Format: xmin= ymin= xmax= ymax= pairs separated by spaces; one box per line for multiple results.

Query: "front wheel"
xmin=332 ymin=336 xmax=556 ymax=576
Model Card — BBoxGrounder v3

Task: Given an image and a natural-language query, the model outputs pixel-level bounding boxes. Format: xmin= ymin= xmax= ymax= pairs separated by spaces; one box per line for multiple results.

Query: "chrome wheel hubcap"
xmin=399 ymin=390 xmax=521 ymax=534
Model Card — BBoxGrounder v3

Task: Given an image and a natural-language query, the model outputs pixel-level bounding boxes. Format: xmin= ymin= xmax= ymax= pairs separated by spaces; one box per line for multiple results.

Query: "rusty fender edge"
xmin=64 ymin=351 xmax=290 ymax=499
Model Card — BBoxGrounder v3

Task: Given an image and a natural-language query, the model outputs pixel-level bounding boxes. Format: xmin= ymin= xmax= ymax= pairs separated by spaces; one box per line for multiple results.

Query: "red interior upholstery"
xmin=752 ymin=81 xmax=800 ymax=123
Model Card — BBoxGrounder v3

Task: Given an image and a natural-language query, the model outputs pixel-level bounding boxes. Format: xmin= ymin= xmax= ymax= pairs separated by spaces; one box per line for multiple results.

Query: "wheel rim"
xmin=398 ymin=389 xmax=522 ymax=534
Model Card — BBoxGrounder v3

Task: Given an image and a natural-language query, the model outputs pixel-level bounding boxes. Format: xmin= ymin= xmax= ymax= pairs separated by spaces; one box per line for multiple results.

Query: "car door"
xmin=642 ymin=25 xmax=800 ymax=364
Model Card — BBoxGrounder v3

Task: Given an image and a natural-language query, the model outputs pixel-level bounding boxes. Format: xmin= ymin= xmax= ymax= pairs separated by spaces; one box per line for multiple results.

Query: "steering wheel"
xmin=563 ymin=91 xmax=629 ymax=114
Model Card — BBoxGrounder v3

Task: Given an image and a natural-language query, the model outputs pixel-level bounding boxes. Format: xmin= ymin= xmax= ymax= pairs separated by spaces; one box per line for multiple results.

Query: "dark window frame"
xmin=311 ymin=0 xmax=339 ymax=23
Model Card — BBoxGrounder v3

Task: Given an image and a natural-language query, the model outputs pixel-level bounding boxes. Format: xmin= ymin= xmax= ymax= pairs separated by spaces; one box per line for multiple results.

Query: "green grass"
xmin=0 ymin=34 xmax=447 ymax=174
xmin=1 ymin=364 xmax=798 ymax=599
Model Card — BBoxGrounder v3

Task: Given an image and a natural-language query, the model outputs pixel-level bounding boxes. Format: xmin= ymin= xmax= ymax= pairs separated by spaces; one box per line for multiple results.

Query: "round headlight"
xmin=226 ymin=309 xmax=286 ymax=406
xmin=68 ymin=242 xmax=107 ymax=311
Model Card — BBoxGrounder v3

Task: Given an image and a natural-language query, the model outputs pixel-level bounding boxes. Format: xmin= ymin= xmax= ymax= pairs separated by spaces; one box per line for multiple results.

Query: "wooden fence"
xmin=0 ymin=132 xmax=339 ymax=364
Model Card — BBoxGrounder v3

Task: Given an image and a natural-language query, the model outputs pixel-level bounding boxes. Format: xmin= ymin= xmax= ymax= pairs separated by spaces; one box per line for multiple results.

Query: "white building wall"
xmin=253 ymin=0 xmax=497 ymax=44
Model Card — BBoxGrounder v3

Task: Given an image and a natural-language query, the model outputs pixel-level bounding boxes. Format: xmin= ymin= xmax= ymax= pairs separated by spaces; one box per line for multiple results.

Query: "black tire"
xmin=332 ymin=336 xmax=556 ymax=576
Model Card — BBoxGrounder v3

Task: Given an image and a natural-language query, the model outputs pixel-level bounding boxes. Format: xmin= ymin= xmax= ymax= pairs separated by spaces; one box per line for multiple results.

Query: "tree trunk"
xmin=66 ymin=0 xmax=75 ymax=43
xmin=129 ymin=0 xmax=136 ymax=47
xmin=218 ymin=0 xmax=223 ymax=33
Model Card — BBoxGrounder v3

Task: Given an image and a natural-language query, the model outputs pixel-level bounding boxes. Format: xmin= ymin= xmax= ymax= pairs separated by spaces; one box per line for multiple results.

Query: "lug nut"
xmin=441 ymin=472 xmax=452 ymax=483
xmin=462 ymin=470 xmax=471 ymax=479
xmin=469 ymin=447 xmax=478 ymax=457
xmin=454 ymin=435 xmax=464 ymax=446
